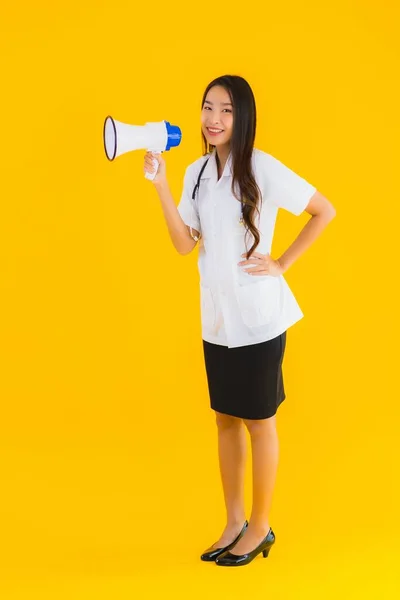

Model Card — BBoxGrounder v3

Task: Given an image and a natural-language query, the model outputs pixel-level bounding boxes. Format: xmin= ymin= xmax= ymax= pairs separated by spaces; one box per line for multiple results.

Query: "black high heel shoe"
xmin=200 ymin=520 xmax=249 ymax=562
xmin=215 ymin=527 xmax=275 ymax=566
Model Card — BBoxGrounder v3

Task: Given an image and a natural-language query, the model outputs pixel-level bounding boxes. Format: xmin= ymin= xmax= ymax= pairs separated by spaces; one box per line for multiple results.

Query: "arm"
xmin=153 ymin=179 xmax=200 ymax=255
xmin=277 ymin=191 xmax=336 ymax=274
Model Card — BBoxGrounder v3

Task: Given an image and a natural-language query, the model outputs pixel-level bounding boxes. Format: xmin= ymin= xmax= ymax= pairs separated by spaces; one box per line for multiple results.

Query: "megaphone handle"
xmin=144 ymin=150 xmax=161 ymax=181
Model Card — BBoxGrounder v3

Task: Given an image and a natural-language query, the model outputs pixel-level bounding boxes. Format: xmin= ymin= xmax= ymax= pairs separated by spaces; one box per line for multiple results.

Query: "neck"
xmin=215 ymin=144 xmax=231 ymax=169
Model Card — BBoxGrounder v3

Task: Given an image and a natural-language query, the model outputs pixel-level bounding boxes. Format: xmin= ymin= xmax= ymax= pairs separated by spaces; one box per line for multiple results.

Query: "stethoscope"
xmin=189 ymin=154 xmax=244 ymax=242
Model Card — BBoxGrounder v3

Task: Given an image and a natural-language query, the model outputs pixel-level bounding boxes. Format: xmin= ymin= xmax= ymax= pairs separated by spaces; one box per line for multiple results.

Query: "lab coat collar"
xmin=200 ymin=148 xmax=233 ymax=180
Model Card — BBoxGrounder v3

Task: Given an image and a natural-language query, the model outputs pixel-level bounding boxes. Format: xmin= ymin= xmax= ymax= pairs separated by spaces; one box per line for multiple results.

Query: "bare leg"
xmin=228 ymin=414 xmax=279 ymax=554
xmin=211 ymin=411 xmax=247 ymax=548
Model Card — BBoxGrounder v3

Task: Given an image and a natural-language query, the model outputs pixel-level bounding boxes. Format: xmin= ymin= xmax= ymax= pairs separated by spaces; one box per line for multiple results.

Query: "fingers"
xmin=144 ymin=152 xmax=156 ymax=164
xmin=144 ymin=152 xmax=162 ymax=166
xmin=144 ymin=151 xmax=161 ymax=159
xmin=144 ymin=152 xmax=166 ymax=181
xmin=144 ymin=152 xmax=157 ymax=172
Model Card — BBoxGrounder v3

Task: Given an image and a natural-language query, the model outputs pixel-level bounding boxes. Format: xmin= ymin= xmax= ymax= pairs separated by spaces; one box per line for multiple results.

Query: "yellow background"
xmin=0 ymin=0 xmax=399 ymax=597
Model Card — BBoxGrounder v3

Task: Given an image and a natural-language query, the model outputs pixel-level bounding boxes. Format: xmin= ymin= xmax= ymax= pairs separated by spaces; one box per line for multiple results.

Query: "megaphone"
xmin=103 ymin=116 xmax=182 ymax=180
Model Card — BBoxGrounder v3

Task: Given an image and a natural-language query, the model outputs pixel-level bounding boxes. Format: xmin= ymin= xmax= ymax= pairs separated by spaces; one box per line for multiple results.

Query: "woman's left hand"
xmin=238 ymin=252 xmax=284 ymax=277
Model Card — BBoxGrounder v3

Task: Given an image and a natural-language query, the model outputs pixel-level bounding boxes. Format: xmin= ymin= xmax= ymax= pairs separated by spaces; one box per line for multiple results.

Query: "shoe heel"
xmin=262 ymin=548 xmax=270 ymax=558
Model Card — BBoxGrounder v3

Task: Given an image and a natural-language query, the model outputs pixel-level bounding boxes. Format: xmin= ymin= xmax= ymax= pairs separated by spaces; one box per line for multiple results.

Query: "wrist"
xmin=153 ymin=178 xmax=168 ymax=191
xmin=276 ymin=257 xmax=287 ymax=274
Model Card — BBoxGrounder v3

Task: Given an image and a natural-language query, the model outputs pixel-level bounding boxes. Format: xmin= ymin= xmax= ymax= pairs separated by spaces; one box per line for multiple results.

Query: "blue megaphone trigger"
xmin=164 ymin=121 xmax=182 ymax=150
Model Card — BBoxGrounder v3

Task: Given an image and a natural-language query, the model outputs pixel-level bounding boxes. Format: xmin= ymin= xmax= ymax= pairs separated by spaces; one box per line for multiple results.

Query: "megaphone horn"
xmin=103 ymin=116 xmax=182 ymax=180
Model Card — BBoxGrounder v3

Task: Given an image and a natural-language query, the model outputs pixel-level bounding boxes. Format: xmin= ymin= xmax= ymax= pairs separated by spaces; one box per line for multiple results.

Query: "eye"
xmin=203 ymin=106 xmax=232 ymax=112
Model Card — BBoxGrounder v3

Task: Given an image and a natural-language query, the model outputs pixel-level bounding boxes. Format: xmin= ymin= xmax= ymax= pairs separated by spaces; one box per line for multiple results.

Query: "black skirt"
xmin=202 ymin=332 xmax=287 ymax=420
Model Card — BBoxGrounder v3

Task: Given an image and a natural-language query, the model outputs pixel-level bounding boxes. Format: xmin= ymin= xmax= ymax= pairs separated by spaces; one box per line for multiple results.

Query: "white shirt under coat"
xmin=177 ymin=147 xmax=317 ymax=349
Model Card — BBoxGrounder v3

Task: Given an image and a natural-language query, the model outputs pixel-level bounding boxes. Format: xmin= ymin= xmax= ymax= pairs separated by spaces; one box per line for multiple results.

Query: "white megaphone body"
xmin=103 ymin=116 xmax=182 ymax=180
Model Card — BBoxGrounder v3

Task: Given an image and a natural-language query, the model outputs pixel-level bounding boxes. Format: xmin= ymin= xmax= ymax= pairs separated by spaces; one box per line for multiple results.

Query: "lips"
xmin=207 ymin=127 xmax=224 ymax=135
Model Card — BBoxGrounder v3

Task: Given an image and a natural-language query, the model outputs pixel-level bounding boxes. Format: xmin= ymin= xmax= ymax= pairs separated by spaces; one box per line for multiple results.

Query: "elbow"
xmin=309 ymin=208 xmax=336 ymax=222
xmin=320 ymin=209 xmax=336 ymax=226
xmin=326 ymin=198 xmax=337 ymax=219
xmin=321 ymin=202 xmax=337 ymax=222
xmin=305 ymin=192 xmax=336 ymax=220
xmin=324 ymin=211 xmax=336 ymax=222
xmin=328 ymin=206 xmax=337 ymax=220
xmin=177 ymin=244 xmax=193 ymax=256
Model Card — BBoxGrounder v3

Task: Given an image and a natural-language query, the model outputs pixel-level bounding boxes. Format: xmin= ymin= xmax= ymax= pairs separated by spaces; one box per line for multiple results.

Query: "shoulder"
xmin=252 ymin=148 xmax=296 ymax=183
xmin=252 ymin=147 xmax=276 ymax=168
xmin=251 ymin=148 xmax=276 ymax=183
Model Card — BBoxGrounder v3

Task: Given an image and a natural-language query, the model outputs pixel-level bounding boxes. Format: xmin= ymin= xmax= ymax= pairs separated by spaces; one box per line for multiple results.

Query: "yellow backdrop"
xmin=0 ymin=0 xmax=399 ymax=598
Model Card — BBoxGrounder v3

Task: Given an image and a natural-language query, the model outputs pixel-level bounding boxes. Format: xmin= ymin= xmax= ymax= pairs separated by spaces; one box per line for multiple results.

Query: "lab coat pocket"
xmin=235 ymin=276 xmax=280 ymax=328
xmin=200 ymin=284 xmax=216 ymax=332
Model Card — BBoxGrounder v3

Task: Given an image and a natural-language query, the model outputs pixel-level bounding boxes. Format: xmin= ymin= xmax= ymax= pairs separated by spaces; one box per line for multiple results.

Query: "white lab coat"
xmin=177 ymin=147 xmax=317 ymax=348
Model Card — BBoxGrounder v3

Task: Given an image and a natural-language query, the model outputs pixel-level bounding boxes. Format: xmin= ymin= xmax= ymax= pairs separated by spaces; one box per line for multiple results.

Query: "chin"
xmin=206 ymin=136 xmax=226 ymax=145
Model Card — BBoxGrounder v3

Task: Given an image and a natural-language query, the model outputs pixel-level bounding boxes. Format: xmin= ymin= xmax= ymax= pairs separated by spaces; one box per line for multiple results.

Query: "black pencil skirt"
xmin=202 ymin=331 xmax=287 ymax=420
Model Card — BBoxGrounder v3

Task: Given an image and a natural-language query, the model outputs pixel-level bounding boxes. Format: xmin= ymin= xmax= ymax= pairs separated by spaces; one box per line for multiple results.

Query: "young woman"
xmin=144 ymin=75 xmax=336 ymax=567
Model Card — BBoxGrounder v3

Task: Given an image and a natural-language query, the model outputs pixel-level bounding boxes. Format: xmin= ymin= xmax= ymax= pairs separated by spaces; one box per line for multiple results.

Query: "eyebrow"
xmin=204 ymin=100 xmax=233 ymax=106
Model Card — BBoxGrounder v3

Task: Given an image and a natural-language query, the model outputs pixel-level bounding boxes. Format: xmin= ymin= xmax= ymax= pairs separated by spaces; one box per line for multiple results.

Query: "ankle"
xmin=248 ymin=519 xmax=270 ymax=535
xmin=227 ymin=516 xmax=247 ymax=528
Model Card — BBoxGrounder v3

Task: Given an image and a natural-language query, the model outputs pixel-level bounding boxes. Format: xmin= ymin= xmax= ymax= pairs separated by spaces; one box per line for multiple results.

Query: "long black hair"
xmin=200 ymin=75 xmax=262 ymax=259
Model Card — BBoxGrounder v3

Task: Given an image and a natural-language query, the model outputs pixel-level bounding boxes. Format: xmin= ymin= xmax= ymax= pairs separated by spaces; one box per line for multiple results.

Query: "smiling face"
xmin=201 ymin=85 xmax=234 ymax=149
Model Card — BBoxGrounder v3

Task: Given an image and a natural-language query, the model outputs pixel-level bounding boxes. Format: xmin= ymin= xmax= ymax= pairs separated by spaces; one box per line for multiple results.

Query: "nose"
xmin=205 ymin=110 xmax=222 ymax=126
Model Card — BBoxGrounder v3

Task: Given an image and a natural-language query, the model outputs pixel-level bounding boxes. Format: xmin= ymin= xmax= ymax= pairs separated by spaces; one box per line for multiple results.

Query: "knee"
xmin=243 ymin=414 xmax=277 ymax=436
xmin=215 ymin=411 xmax=243 ymax=430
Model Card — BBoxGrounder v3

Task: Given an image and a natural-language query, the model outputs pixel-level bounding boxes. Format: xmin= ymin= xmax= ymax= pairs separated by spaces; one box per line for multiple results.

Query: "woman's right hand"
xmin=144 ymin=151 xmax=167 ymax=185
